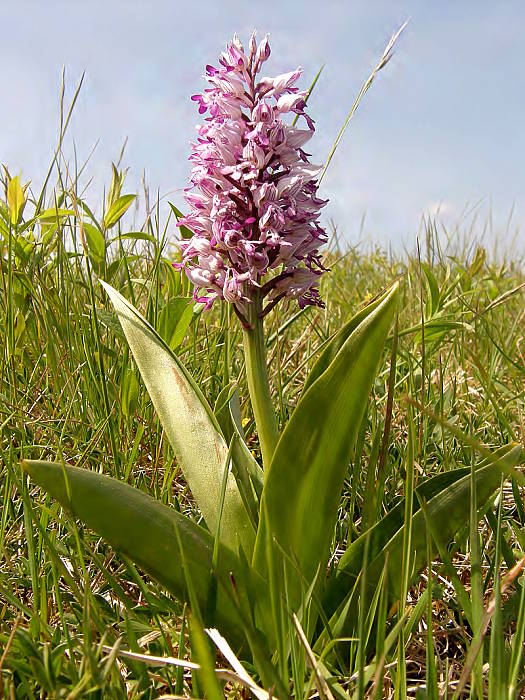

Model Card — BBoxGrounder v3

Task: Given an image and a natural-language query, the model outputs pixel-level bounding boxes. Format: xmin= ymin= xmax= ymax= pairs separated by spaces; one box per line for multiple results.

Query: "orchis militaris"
xmin=22 ymin=30 xmax=520 ymax=692
xmin=176 ymin=32 xmax=328 ymax=467
xmin=177 ymin=32 xmax=327 ymax=316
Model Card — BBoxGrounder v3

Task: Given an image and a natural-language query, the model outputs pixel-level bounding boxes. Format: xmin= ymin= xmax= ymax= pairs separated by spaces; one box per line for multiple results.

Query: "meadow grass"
xmin=0 ymin=154 xmax=524 ymax=699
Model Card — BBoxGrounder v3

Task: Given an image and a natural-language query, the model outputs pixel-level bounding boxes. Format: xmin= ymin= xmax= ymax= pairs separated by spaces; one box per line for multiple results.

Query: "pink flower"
xmin=176 ymin=31 xmax=328 ymax=317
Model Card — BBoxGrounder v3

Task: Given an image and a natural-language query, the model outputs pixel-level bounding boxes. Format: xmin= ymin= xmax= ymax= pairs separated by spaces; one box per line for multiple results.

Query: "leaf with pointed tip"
xmin=319 ymin=444 xmax=523 ymax=639
xmin=100 ymin=281 xmax=255 ymax=556
xmin=7 ymin=175 xmax=26 ymax=225
xmin=302 ymin=286 xmax=394 ymax=394
xmin=169 ymin=203 xmax=193 ymax=240
xmin=253 ymin=283 xmax=399 ymax=606
xmin=22 ymin=459 xmax=255 ymax=647
xmin=158 ymin=296 xmax=194 ymax=351
xmin=36 ymin=208 xmax=74 ymax=223
xmin=83 ymin=222 xmax=106 ymax=264
xmin=103 ymin=194 xmax=136 ymax=230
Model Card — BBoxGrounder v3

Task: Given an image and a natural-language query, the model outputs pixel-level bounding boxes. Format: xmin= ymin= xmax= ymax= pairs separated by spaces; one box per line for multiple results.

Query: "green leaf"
xmin=83 ymin=222 xmax=106 ymax=264
xmin=7 ymin=175 xmax=26 ymax=225
xmin=107 ymin=163 xmax=125 ymax=209
xmin=169 ymin=203 xmax=193 ymax=239
xmin=488 ymin=488 xmax=505 ymax=700
xmin=22 ymin=460 xmax=251 ymax=649
xmin=109 ymin=231 xmax=157 ymax=244
xmin=420 ymin=262 xmax=440 ymax=317
xmin=189 ymin=617 xmax=224 ymax=700
xmin=397 ymin=317 xmax=472 ymax=341
xmin=96 ymin=308 xmax=125 ymax=339
xmin=158 ymin=297 xmax=194 ymax=351
xmin=100 ymin=281 xmax=255 ymax=556
xmin=253 ymin=283 xmax=399 ymax=605
xmin=120 ymin=367 xmax=139 ymax=417
xmin=303 ymin=286 xmax=395 ymax=394
xmin=36 ymin=208 xmax=74 ymax=223
xmin=322 ymin=444 xmax=523 ymax=633
xmin=468 ymin=246 xmax=486 ymax=277
xmin=0 ymin=199 xmax=10 ymax=224
xmin=214 ymin=383 xmax=262 ymax=528
xmin=103 ymin=194 xmax=136 ymax=230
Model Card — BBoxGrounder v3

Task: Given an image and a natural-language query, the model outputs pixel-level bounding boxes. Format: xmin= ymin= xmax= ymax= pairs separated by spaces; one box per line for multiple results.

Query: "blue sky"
xmin=1 ymin=1 xmax=523 ymax=250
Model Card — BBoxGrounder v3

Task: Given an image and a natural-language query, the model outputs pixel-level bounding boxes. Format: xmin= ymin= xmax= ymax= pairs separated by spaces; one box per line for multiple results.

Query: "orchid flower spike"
xmin=176 ymin=31 xmax=328 ymax=319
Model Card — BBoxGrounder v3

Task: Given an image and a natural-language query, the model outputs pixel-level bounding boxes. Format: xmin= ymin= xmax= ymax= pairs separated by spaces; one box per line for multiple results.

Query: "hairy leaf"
xmin=100 ymin=281 xmax=255 ymax=555
xmin=22 ymin=460 xmax=259 ymax=649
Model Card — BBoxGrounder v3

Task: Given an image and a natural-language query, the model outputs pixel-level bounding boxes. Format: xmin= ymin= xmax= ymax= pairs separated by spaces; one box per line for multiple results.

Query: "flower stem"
xmin=242 ymin=291 xmax=279 ymax=472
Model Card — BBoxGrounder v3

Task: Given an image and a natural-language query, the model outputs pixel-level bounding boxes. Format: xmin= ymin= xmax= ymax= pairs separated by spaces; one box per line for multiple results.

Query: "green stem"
xmin=242 ymin=291 xmax=279 ymax=472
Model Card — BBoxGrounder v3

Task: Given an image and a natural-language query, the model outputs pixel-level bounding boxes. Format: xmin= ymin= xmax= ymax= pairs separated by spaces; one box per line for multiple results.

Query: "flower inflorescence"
xmin=176 ymin=32 xmax=328 ymax=319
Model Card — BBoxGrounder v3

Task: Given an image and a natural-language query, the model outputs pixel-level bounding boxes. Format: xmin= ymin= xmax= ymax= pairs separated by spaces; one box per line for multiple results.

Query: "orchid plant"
xmin=176 ymin=33 xmax=328 ymax=474
xmin=23 ymin=33 xmax=523 ymax=695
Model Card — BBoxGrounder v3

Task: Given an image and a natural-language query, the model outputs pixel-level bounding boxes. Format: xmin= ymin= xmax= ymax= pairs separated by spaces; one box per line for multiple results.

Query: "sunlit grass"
xmin=1 ymin=152 xmax=524 ymax=698
xmin=1 ymin=67 xmax=524 ymax=696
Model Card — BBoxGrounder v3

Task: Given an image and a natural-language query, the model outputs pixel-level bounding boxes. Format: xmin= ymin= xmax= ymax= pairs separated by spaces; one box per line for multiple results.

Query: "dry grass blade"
xmin=206 ymin=628 xmax=271 ymax=700
xmin=481 ymin=281 xmax=525 ymax=313
xmin=101 ymin=641 xmax=270 ymax=696
xmin=454 ymin=556 xmax=525 ymax=698
xmin=100 ymin=644 xmax=200 ymax=670
xmin=0 ymin=614 xmax=20 ymax=677
xmin=292 ymin=613 xmax=335 ymax=700
xmin=319 ymin=19 xmax=408 ymax=183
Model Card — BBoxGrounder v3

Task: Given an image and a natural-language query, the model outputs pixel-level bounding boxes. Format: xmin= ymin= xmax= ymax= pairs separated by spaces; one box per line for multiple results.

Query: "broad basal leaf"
xmin=253 ymin=283 xmax=399 ymax=606
xmin=100 ymin=281 xmax=255 ymax=556
xmin=320 ymin=444 xmax=523 ymax=639
xmin=22 ymin=460 xmax=261 ymax=649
